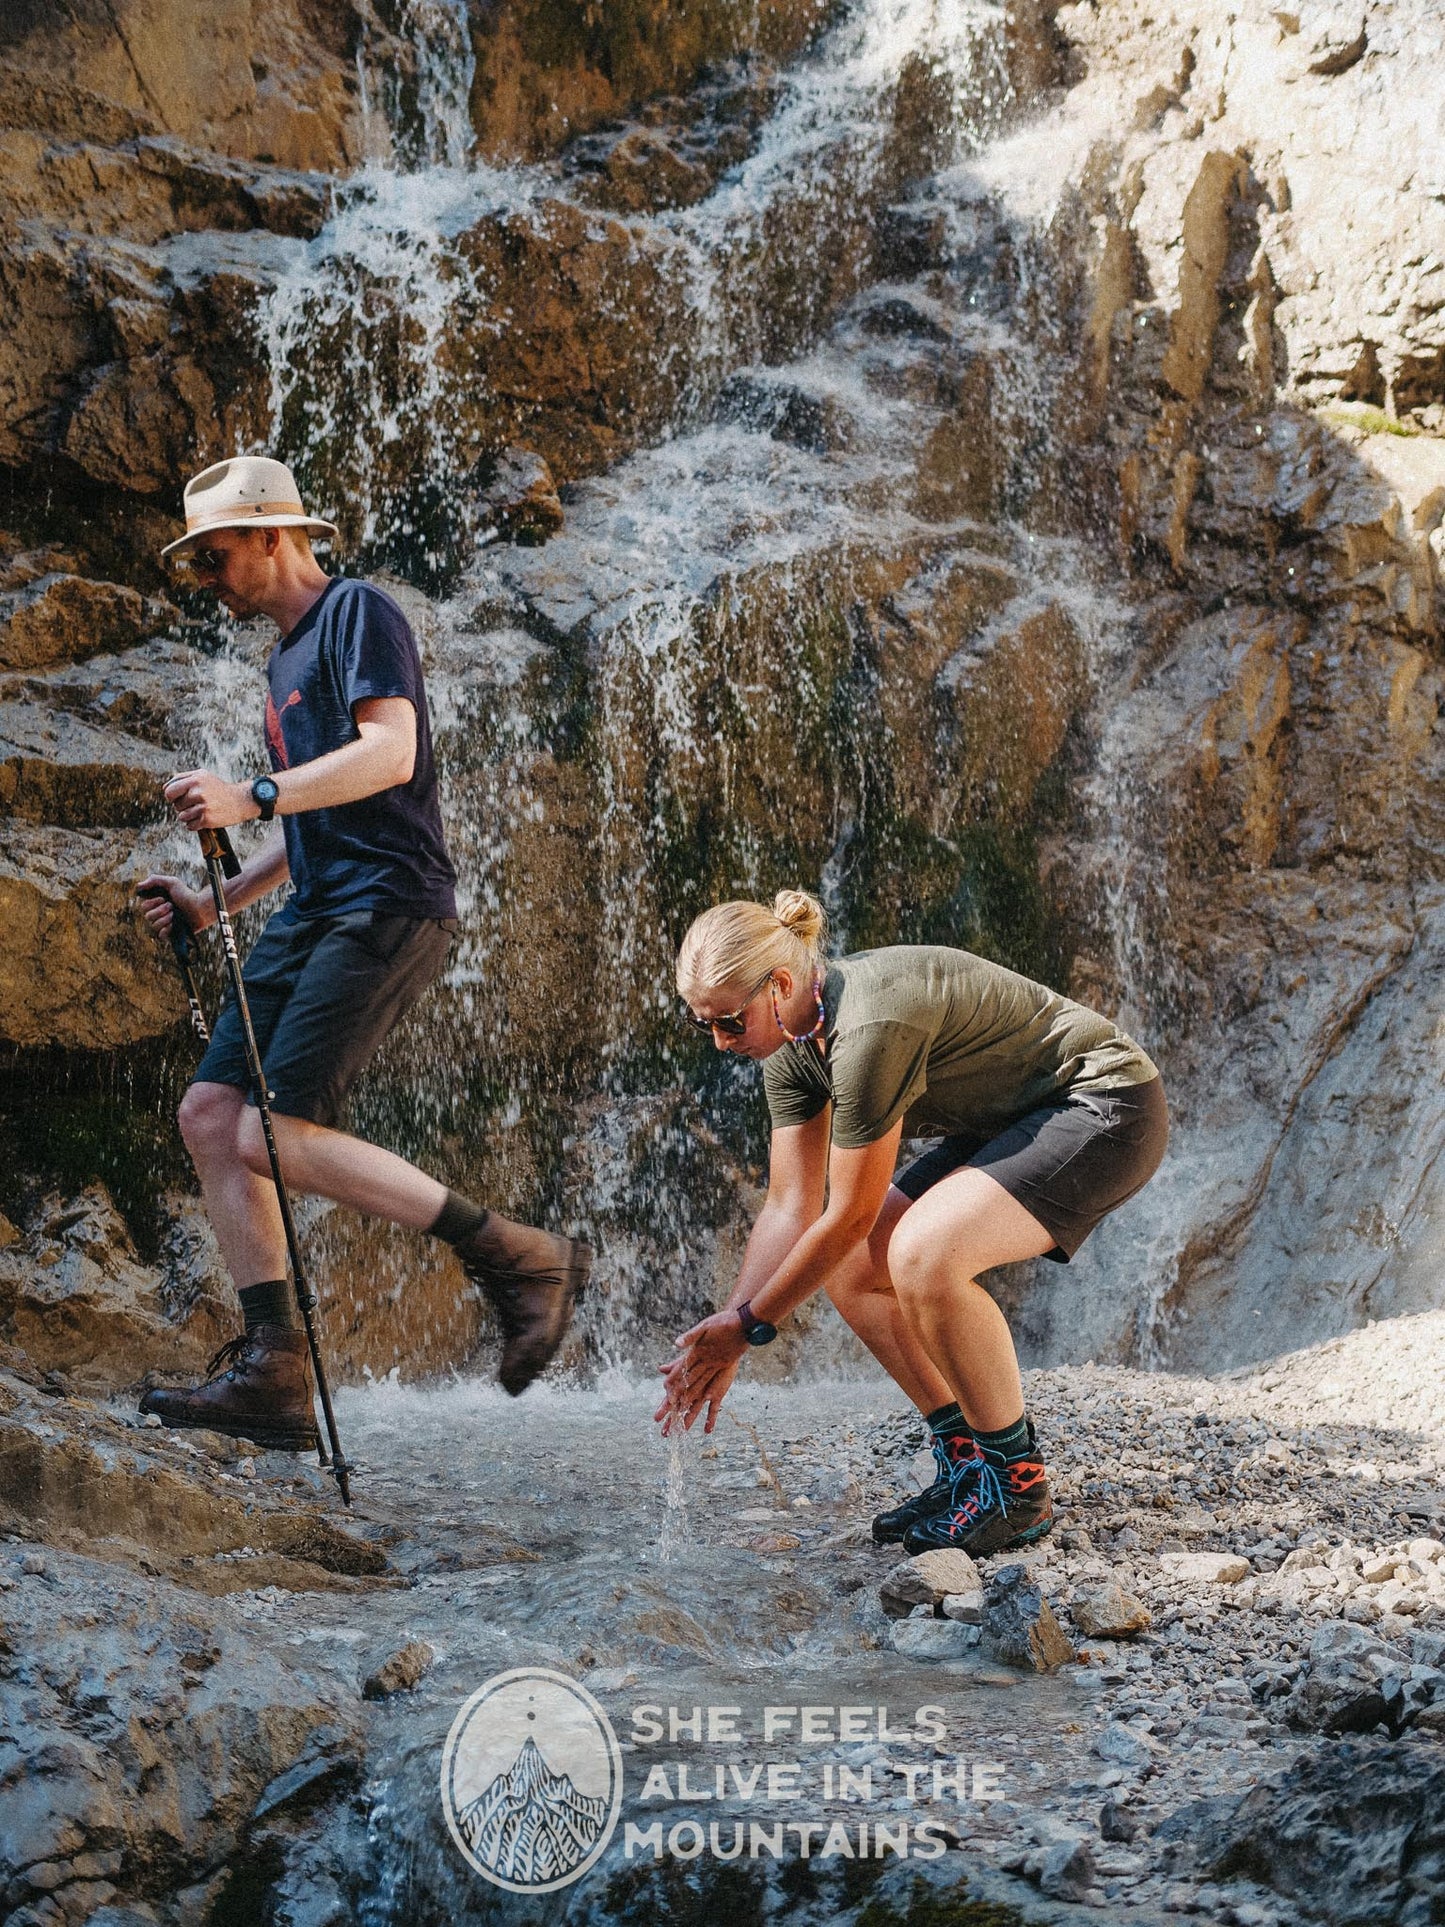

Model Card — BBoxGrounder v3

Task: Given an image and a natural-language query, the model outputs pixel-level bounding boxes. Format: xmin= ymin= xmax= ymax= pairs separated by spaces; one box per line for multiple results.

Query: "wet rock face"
xmin=0 ymin=1515 xmax=366 ymax=1924
xmin=0 ymin=1186 xmax=220 ymax=1394
xmin=2 ymin=0 xmax=1444 ymax=1392
xmin=466 ymin=0 xmax=831 ymax=162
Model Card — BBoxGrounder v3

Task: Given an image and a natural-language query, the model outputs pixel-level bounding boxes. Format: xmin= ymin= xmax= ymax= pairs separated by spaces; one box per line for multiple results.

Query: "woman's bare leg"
xmin=823 ymin=1186 xmax=955 ymax=1414
xmin=885 ymin=1168 xmax=1054 ymax=1433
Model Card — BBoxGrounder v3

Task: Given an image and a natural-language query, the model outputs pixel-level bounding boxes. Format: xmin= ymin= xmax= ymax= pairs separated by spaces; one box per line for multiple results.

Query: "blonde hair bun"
xmin=676 ymin=889 xmax=828 ymax=998
xmin=772 ymin=889 xmax=827 ymax=950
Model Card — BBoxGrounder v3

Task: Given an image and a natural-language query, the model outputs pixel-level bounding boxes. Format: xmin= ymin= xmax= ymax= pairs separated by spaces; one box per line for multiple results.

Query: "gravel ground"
xmin=791 ymin=1308 xmax=1445 ymax=1919
xmin=4 ymin=1311 xmax=1442 ymax=1924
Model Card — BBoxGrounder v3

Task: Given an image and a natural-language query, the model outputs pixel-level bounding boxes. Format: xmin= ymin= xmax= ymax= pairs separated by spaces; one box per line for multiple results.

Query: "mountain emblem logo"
xmin=440 ymin=1667 xmax=623 ymax=1892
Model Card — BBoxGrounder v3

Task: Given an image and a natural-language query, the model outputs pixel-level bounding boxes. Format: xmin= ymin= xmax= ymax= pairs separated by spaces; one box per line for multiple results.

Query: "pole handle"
xmin=199 ymin=826 xmax=243 ymax=879
xmin=137 ymin=882 xmax=195 ymax=967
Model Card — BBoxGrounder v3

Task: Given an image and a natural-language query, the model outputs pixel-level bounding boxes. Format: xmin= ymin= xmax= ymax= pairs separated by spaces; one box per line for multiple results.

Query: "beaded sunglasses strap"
xmin=771 ymin=971 xmax=826 ymax=1045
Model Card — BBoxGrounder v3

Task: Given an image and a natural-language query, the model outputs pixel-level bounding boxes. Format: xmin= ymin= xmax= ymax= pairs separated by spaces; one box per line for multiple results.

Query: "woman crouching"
xmin=657 ymin=890 xmax=1167 ymax=1557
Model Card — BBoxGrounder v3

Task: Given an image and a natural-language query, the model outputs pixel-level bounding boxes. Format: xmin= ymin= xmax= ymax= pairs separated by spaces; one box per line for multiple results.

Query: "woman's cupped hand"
xmin=654 ymin=1309 xmax=750 ymax=1435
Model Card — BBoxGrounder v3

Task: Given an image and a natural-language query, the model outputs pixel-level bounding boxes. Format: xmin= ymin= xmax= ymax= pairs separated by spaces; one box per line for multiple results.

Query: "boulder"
xmin=983 ymin=1563 xmax=1076 ymax=1673
xmin=1287 ymin=1620 xmax=1408 ymax=1734
xmin=1207 ymin=1739 xmax=1445 ymax=1922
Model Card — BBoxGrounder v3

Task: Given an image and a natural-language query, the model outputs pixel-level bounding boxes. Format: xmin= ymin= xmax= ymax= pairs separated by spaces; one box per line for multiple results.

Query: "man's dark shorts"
xmin=194 ymin=908 xmax=455 ymax=1127
xmin=894 ymin=1076 xmax=1169 ymax=1262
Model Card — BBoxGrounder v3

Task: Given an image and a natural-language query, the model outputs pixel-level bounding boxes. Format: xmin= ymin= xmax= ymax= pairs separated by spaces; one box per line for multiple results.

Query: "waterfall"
xmin=217 ymin=0 xmax=1180 ymax=1375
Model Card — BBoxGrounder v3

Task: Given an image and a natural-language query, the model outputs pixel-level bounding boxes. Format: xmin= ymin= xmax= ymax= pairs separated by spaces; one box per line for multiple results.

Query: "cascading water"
xmin=187 ymin=0 xmax=1177 ymax=1380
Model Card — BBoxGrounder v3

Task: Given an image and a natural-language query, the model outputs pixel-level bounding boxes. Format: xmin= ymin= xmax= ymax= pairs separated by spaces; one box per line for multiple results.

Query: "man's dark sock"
xmin=429 ymin=1190 xmax=489 ymax=1246
xmin=925 ymin=1401 xmax=965 ymax=1435
xmin=239 ymin=1278 xmax=298 ymax=1334
xmin=976 ymin=1414 xmax=1036 ymax=1468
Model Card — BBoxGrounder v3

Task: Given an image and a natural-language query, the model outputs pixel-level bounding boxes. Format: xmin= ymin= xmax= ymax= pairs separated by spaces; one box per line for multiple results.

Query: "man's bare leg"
xmin=235 ymin=1108 xmax=448 ymax=1228
xmin=178 ymin=1082 xmax=287 ymax=1285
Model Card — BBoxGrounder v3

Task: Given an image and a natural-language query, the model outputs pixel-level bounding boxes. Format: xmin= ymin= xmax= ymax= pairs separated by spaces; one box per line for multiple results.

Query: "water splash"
xmin=657 ymin=1420 xmax=692 ymax=1565
xmin=401 ymin=0 xmax=475 ymax=170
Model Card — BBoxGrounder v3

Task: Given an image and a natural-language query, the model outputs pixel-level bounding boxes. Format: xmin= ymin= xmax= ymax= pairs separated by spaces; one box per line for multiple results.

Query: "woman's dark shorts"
xmin=893 ymin=1076 xmax=1168 ymax=1262
xmin=193 ymin=908 xmax=455 ymax=1128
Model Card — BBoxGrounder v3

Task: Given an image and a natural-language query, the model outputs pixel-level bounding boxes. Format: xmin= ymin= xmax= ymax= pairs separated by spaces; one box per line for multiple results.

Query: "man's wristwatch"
xmin=250 ymin=775 xmax=280 ymax=822
xmin=736 ymin=1300 xmax=779 ymax=1346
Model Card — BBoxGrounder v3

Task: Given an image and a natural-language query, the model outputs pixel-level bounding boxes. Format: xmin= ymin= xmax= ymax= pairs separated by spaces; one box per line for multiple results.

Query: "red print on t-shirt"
xmin=264 ymin=688 xmax=302 ymax=768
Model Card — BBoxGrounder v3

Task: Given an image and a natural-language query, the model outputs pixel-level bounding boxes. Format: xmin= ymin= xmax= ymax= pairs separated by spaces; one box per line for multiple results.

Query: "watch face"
xmin=254 ymin=778 xmax=279 ymax=802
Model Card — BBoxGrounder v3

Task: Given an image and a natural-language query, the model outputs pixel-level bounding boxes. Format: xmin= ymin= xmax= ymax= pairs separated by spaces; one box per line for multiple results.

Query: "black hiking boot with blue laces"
xmin=872 ymin=1419 xmax=978 ymax=1544
xmin=901 ymin=1438 xmax=1053 ymax=1557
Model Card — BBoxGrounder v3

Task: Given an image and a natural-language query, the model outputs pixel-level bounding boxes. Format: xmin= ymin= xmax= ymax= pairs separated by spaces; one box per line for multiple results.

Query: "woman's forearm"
xmin=748 ymin=1206 xmax=872 ymax=1327
xmin=724 ymin=1199 xmax=816 ymax=1312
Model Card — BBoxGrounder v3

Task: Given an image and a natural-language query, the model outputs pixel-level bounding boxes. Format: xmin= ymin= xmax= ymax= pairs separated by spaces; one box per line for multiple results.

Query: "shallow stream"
xmin=252 ymin=1374 xmax=1099 ymax=1921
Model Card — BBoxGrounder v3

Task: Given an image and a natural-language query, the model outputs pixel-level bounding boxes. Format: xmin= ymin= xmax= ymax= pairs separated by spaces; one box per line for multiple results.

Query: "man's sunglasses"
xmin=183 ymin=546 xmax=233 ymax=578
xmin=683 ymin=969 xmax=774 ymax=1037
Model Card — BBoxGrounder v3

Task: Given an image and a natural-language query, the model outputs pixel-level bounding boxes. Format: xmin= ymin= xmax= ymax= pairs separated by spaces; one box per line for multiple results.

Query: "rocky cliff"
xmin=1 ymin=0 xmax=1442 ymax=1399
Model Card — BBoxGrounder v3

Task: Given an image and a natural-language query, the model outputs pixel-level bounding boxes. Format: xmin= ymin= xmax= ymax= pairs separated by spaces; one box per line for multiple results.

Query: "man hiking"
xmin=138 ymin=454 xmax=590 ymax=1449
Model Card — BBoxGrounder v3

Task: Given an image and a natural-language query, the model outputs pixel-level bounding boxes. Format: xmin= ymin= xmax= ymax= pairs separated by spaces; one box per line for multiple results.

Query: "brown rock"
xmin=1074 ymin=1579 xmax=1153 ymax=1640
xmin=478 ymin=446 xmax=564 ymax=545
xmin=362 ymin=1640 xmax=435 ymax=1701
xmin=0 ymin=823 xmax=181 ymax=1049
xmin=0 ymin=574 xmax=177 ymax=672
xmin=0 ymin=0 xmax=367 ymax=171
xmin=0 ymin=1382 xmax=388 ymax=1586
xmin=467 ymin=0 xmax=830 ymax=162
xmin=0 ymin=1187 xmax=213 ymax=1394
xmin=0 ymin=699 xmax=170 ymax=828
xmin=1161 ymin=150 xmax=1249 ymax=407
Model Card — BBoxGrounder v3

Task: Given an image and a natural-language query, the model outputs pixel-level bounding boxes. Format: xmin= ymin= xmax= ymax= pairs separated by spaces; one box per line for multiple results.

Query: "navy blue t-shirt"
xmin=264 ymin=578 xmax=458 ymax=920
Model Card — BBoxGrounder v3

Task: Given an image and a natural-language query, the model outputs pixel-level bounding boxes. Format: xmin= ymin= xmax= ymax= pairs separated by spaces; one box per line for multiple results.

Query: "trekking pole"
xmin=188 ymin=826 xmax=353 ymax=1506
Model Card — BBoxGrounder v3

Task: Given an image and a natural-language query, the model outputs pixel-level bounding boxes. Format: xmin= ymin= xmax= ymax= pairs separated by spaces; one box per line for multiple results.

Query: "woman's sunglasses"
xmin=683 ymin=970 xmax=774 ymax=1037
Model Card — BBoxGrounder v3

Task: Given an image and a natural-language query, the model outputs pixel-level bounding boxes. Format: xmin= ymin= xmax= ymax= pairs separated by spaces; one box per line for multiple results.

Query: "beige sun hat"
xmin=161 ymin=455 xmax=339 ymax=562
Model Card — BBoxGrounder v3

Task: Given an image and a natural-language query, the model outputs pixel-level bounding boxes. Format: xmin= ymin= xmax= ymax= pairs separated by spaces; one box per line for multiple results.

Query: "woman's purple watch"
xmin=736 ymin=1300 xmax=778 ymax=1346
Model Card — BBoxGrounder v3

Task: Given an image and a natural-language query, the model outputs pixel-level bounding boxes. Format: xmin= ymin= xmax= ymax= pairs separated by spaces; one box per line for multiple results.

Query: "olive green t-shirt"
xmin=762 ymin=946 xmax=1158 ymax=1150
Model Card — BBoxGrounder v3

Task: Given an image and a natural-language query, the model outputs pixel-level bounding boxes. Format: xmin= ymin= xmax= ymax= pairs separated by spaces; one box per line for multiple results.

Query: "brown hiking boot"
xmin=138 ymin=1325 xmax=320 ymax=1451
xmin=455 ymin=1213 xmax=592 ymax=1395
